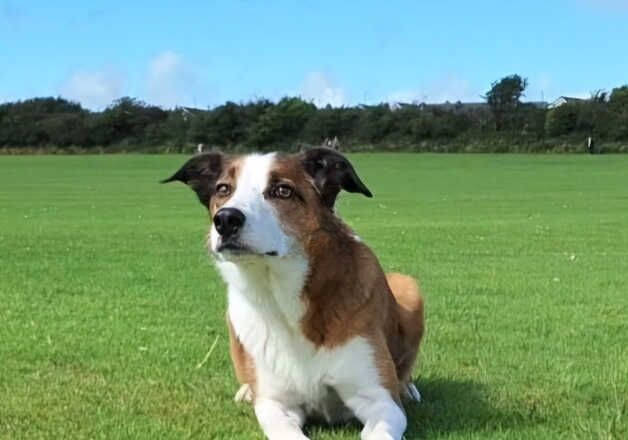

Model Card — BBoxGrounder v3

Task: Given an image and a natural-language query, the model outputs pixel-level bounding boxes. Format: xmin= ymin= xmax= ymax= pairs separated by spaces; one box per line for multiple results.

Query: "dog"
xmin=163 ymin=148 xmax=424 ymax=440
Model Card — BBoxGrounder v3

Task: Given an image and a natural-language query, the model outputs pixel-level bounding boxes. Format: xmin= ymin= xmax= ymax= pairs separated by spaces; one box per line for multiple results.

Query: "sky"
xmin=1 ymin=0 xmax=628 ymax=110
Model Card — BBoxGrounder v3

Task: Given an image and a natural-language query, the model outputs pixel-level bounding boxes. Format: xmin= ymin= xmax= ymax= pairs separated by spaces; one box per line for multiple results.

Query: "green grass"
xmin=1 ymin=154 xmax=626 ymax=439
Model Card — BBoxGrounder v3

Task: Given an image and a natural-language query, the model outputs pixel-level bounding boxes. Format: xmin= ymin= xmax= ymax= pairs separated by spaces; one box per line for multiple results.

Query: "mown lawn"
xmin=0 ymin=153 xmax=626 ymax=439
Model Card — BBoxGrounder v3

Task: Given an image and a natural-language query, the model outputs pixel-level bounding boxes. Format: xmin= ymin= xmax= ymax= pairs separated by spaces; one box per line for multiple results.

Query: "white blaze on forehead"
xmin=232 ymin=153 xmax=276 ymax=200
xmin=210 ymin=153 xmax=295 ymax=257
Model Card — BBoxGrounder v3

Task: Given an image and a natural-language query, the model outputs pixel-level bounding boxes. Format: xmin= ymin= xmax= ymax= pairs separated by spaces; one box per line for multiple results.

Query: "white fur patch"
xmin=209 ymin=153 xmax=294 ymax=258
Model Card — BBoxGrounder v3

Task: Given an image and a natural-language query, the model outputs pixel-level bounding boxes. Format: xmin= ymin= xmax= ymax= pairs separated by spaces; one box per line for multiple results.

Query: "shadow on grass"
xmin=406 ymin=376 xmax=536 ymax=438
xmin=304 ymin=377 xmax=539 ymax=439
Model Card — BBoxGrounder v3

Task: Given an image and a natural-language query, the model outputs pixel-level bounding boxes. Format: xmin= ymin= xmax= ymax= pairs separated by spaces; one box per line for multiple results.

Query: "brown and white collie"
xmin=163 ymin=148 xmax=424 ymax=440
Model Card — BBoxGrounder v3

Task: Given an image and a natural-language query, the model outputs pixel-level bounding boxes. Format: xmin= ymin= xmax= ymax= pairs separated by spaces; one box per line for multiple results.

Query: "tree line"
xmin=1 ymin=75 xmax=627 ymax=153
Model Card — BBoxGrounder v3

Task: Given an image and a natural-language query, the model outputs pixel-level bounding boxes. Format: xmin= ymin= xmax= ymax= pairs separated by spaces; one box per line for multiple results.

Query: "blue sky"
xmin=1 ymin=0 xmax=627 ymax=109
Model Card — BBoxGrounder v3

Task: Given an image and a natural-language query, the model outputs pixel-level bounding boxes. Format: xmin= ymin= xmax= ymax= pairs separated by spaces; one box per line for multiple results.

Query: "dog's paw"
xmin=404 ymin=383 xmax=421 ymax=403
xmin=234 ymin=384 xmax=253 ymax=403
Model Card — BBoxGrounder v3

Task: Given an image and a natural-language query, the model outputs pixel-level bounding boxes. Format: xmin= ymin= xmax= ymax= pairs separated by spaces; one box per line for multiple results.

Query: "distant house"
xmin=548 ymin=96 xmax=587 ymax=109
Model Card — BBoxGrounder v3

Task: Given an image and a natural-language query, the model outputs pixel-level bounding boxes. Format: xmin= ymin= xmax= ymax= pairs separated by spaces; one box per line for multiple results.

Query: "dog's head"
xmin=162 ymin=148 xmax=372 ymax=260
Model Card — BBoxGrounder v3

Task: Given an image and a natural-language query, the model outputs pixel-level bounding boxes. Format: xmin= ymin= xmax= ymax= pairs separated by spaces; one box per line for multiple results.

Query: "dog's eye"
xmin=215 ymin=183 xmax=232 ymax=196
xmin=273 ymin=184 xmax=294 ymax=199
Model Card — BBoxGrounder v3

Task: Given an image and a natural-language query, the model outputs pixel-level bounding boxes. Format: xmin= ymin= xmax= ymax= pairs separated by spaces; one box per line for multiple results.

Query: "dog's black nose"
xmin=213 ymin=208 xmax=246 ymax=238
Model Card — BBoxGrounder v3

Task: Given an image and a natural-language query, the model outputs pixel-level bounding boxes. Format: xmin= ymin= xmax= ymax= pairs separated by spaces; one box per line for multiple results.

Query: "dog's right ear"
xmin=161 ymin=152 xmax=224 ymax=209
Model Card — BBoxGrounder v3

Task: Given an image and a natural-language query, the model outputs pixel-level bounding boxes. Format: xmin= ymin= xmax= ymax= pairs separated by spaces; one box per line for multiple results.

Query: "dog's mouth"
xmin=217 ymin=240 xmax=249 ymax=253
xmin=216 ymin=240 xmax=278 ymax=257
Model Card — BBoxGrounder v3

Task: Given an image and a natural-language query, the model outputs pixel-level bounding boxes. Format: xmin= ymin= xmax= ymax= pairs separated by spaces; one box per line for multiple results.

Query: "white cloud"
xmin=301 ymin=72 xmax=346 ymax=108
xmin=387 ymin=75 xmax=480 ymax=104
xmin=57 ymin=51 xmax=206 ymax=110
xmin=146 ymin=50 xmax=198 ymax=108
xmin=59 ymin=69 xmax=123 ymax=109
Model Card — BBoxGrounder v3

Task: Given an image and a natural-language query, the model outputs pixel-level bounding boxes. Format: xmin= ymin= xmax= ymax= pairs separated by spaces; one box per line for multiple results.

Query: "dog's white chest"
xmin=220 ymin=257 xmax=373 ymax=420
xmin=229 ymin=292 xmax=364 ymax=421
xmin=228 ymin=281 xmax=325 ymax=396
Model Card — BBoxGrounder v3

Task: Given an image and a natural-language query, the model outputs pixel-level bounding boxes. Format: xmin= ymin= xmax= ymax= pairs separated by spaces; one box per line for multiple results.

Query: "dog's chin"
xmin=213 ymin=240 xmax=278 ymax=260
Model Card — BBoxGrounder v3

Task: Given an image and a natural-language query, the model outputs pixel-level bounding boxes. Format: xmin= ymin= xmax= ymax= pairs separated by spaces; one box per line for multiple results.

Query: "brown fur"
xmin=385 ymin=273 xmax=425 ymax=386
xmin=299 ymin=226 xmax=424 ymax=400
xmin=267 ymin=155 xmax=425 ymax=401
xmin=227 ymin=315 xmax=257 ymax=396
xmin=209 ymin=157 xmax=243 ymax=215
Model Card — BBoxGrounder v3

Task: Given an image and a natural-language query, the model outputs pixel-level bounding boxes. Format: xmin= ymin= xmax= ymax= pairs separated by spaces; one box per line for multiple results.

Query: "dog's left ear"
xmin=300 ymin=147 xmax=372 ymax=209
xmin=161 ymin=152 xmax=224 ymax=209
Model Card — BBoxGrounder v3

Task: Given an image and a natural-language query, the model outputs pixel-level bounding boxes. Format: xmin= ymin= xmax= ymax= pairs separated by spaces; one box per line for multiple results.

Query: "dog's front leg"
xmin=254 ymin=397 xmax=309 ymax=440
xmin=338 ymin=386 xmax=406 ymax=440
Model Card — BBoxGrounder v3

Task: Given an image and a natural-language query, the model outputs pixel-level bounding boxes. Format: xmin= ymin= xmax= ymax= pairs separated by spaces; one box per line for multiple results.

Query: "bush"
xmin=2 ymin=84 xmax=628 ymax=153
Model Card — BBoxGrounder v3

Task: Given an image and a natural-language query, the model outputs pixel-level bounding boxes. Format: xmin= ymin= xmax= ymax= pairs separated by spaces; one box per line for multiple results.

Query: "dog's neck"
xmin=216 ymin=252 xmax=309 ymax=329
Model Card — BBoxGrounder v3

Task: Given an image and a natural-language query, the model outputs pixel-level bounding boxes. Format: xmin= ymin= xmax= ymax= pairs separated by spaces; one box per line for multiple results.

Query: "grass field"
xmin=0 ymin=153 xmax=626 ymax=439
